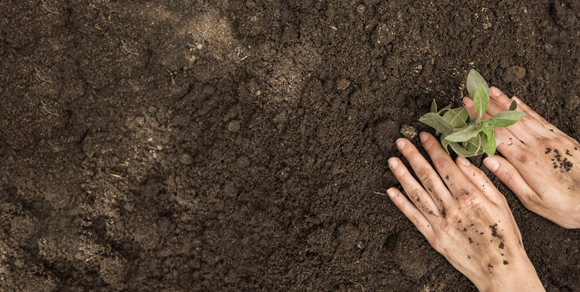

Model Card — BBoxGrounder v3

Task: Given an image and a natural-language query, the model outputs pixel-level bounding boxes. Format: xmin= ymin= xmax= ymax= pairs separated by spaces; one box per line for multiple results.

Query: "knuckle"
xmin=409 ymin=187 xmax=423 ymax=200
xmin=423 ymin=136 xmax=443 ymax=152
xmin=520 ymin=115 xmax=533 ymax=123
xmin=519 ymin=191 xmax=540 ymax=211
xmin=433 ymin=156 xmax=451 ymax=171
xmin=457 ymin=189 xmax=483 ymax=210
xmin=417 ymin=167 xmax=431 ymax=183
xmin=443 ymin=208 xmax=461 ymax=222
xmin=500 ymin=168 xmax=517 ymax=185
xmin=494 ymin=127 xmax=507 ymax=138
xmin=429 ymin=236 xmax=442 ymax=251
xmin=410 ymin=213 xmax=422 ymax=227
xmin=515 ymin=152 xmax=534 ymax=165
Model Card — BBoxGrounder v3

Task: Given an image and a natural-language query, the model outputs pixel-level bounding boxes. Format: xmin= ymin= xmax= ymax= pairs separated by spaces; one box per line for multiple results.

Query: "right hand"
xmin=464 ymin=87 xmax=580 ymax=229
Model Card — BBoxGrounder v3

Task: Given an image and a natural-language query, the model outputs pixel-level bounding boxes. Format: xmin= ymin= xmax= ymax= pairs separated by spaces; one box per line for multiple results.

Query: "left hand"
xmin=386 ymin=132 xmax=544 ymax=292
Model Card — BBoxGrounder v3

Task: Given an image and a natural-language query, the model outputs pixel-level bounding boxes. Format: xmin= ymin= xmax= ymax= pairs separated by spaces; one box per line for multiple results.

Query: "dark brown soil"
xmin=1 ymin=0 xmax=580 ymax=291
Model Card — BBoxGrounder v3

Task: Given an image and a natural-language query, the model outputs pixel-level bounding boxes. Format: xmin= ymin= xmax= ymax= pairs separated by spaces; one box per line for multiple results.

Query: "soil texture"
xmin=1 ymin=0 xmax=580 ymax=291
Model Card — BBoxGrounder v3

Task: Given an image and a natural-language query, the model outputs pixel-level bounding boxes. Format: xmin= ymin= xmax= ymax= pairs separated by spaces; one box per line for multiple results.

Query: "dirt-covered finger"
xmin=386 ymin=187 xmax=435 ymax=238
xmin=492 ymin=125 xmax=524 ymax=157
xmin=420 ymin=132 xmax=475 ymax=203
xmin=483 ymin=156 xmax=541 ymax=212
xmin=456 ymin=156 xmax=504 ymax=205
xmin=396 ymin=138 xmax=455 ymax=213
xmin=388 ymin=157 xmax=441 ymax=218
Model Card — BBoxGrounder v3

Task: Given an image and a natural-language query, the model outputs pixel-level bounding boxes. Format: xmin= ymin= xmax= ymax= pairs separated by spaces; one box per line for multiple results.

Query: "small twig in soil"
xmin=166 ymin=69 xmax=175 ymax=85
xmin=319 ymin=19 xmax=337 ymax=30
xmin=41 ymin=100 xmax=59 ymax=116
xmin=349 ymin=279 xmax=365 ymax=291
xmin=41 ymin=0 xmax=59 ymax=14
xmin=110 ymin=173 xmax=123 ymax=179
xmin=233 ymin=47 xmax=249 ymax=63
xmin=121 ymin=40 xmax=139 ymax=55
xmin=34 ymin=67 xmax=53 ymax=83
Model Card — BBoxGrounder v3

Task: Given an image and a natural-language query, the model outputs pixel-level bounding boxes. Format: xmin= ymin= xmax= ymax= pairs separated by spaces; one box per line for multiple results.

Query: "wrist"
xmin=478 ymin=257 xmax=544 ymax=292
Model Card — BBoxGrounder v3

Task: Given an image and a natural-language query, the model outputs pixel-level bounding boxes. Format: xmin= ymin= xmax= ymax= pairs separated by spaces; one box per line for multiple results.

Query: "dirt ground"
xmin=1 ymin=0 xmax=580 ymax=291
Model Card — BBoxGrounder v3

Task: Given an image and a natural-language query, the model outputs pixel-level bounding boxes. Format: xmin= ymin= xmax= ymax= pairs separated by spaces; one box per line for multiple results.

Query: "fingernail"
xmin=420 ymin=132 xmax=429 ymax=143
xmin=490 ymin=87 xmax=501 ymax=97
xmin=463 ymin=96 xmax=473 ymax=107
xmin=462 ymin=97 xmax=473 ymax=107
xmin=388 ymin=158 xmax=398 ymax=169
xmin=458 ymin=156 xmax=471 ymax=166
xmin=396 ymin=139 xmax=406 ymax=150
xmin=387 ymin=188 xmax=396 ymax=199
xmin=484 ymin=157 xmax=500 ymax=172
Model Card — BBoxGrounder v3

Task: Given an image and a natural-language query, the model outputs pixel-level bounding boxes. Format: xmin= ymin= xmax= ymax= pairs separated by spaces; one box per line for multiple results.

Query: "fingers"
xmin=465 ymin=93 xmax=543 ymax=161
xmin=455 ymin=156 xmax=504 ymax=205
xmin=388 ymin=156 xmax=440 ymax=217
xmin=486 ymin=98 xmax=540 ymax=143
xmin=463 ymin=97 xmax=478 ymax=119
xmin=489 ymin=87 xmax=556 ymax=138
xmin=386 ymin=187 xmax=435 ymax=238
xmin=463 ymin=96 xmax=493 ymax=120
xmin=483 ymin=156 xmax=541 ymax=212
xmin=512 ymin=96 xmax=567 ymax=137
xmin=419 ymin=133 xmax=477 ymax=200
xmin=490 ymin=87 xmax=549 ymax=127
xmin=396 ymin=137 xmax=457 ymax=213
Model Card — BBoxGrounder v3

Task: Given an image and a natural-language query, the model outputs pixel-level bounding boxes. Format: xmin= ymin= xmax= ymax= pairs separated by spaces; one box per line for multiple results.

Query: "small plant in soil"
xmin=419 ymin=69 xmax=527 ymax=157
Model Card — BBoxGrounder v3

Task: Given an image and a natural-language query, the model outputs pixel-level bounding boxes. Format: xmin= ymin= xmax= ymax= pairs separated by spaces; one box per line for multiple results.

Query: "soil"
xmin=1 ymin=0 xmax=580 ymax=291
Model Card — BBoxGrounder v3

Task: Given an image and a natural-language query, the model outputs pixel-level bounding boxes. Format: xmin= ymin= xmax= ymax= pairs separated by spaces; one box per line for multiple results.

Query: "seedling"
xmin=419 ymin=69 xmax=527 ymax=157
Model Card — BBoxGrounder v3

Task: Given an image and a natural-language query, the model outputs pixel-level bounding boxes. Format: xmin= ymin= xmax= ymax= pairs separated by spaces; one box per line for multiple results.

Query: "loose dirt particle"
xmin=490 ymin=224 xmax=503 ymax=239
xmin=227 ymin=120 xmax=241 ymax=132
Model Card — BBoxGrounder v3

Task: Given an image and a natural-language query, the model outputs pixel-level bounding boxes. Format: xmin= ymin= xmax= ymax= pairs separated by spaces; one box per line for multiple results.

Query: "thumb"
xmin=483 ymin=156 xmax=540 ymax=211
xmin=463 ymin=96 xmax=493 ymax=120
xmin=463 ymin=97 xmax=478 ymax=119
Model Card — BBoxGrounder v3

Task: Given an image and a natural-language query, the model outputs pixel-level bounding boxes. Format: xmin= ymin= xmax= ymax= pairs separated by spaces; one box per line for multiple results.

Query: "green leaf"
xmin=444 ymin=124 xmax=481 ymax=142
xmin=481 ymin=124 xmax=496 ymax=157
xmin=442 ymin=107 xmax=469 ymax=127
xmin=419 ymin=113 xmax=454 ymax=136
xmin=441 ymin=135 xmax=451 ymax=154
xmin=431 ymin=99 xmax=437 ymax=113
xmin=467 ymin=69 xmax=490 ymax=99
xmin=438 ymin=104 xmax=452 ymax=115
xmin=489 ymin=111 xmax=527 ymax=127
xmin=465 ymin=136 xmax=484 ymax=155
xmin=509 ymin=100 xmax=518 ymax=111
xmin=449 ymin=141 xmax=478 ymax=157
xmin=473 ymin=85 xmax=489 ymax=116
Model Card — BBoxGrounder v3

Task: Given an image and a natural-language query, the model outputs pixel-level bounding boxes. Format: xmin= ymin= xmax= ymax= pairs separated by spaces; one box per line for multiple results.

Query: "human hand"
xmin=464 ymin=87 xmax=580 ymax=229
xmin=386 ymin=133 xmax=544 ymax=291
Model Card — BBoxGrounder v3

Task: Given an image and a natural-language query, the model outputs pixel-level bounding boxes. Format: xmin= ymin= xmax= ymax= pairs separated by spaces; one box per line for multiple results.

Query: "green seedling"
xmin=419 ymin=69 xmax=527 ymax=157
